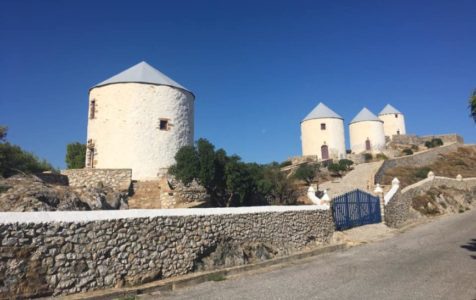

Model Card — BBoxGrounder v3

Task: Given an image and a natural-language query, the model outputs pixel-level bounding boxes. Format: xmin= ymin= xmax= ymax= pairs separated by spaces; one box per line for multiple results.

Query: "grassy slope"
xmin=382 ymin=146 xmax=476 ymax=188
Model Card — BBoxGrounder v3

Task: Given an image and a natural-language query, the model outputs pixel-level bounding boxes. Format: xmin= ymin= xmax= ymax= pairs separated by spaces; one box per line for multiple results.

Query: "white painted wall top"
xmin=350 ymin=107 xmax=382 ymax=124
xmin=302 ymin=102 xmax=343 ymax=122
xmin=92 ymin=61 xmax=194 ymax=96
xmin=0 ymin=206 xmax=325 ymax=224
xmin=379 ymin=104 xmax=402 ymax=115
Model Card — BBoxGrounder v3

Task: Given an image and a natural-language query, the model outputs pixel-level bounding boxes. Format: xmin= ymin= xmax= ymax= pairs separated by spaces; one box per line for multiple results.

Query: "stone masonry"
xmin=384 ymin=176 xmax=476 ymax=227
xmin=0 ymin=206 xmax=334 ymax=298
xmin=61 ymin=169 xmax=132 ymax=191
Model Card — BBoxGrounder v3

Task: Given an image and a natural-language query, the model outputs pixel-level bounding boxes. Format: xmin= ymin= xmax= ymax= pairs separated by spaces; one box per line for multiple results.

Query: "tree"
xmin=0 ymin=126 xmax=7 ymax=142
xmin=170 ymin=145 xmax=199 ymax=185
xmin=470 ymin=89 xmax=476 ymax=123
xmin=0 ymin=142 xmax=54 ymax=177
xmin=196 ymin=138 xmax=217 ymax=189
xmin=293 ymin=163 xmax=318 ymax=184
xmin=65 ymin=142 xmax=86 ymax=169
xmin=328 ymin=163 xmax=346 ymax=177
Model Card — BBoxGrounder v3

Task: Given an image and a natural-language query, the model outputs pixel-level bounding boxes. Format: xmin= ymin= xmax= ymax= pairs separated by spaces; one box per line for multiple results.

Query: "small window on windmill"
xmin=394 ymin=114 xmax=398 ymax=118
xmin=321 ymin=123 xmax=326 ymax=130
xmin=90 ymin=100 xmax=96 ymax=119
xmin=159 ymin=119 xmax=169 ymax=131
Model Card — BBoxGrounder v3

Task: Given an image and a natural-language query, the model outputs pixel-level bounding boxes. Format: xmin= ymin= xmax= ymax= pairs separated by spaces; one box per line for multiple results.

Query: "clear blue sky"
xmin=1 ymin=0 xmax=475 ymax=169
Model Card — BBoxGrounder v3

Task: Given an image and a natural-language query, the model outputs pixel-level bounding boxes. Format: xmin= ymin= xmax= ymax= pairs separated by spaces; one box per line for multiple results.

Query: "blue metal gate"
xmin=332 ymin=189 xmax=381 ymax=231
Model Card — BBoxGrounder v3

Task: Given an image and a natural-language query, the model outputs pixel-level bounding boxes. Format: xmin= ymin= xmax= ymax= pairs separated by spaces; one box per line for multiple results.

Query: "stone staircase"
xmin=319 ymin=161 xmax=384 ymax=197
xmin=128 ymin=181 xmax=162 ymax=209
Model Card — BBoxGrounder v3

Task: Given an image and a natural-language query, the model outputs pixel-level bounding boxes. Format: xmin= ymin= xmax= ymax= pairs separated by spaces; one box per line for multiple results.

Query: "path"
xmin=320 ymin=161 xmax=383 ymax=197
xmin=151 ymin=209 xmax=476 ymax=300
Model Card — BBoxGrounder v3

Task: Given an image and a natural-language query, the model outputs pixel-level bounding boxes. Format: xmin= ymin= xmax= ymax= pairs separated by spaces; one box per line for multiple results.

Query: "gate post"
xmin=374 ymin=184 xmax=384 ymax=223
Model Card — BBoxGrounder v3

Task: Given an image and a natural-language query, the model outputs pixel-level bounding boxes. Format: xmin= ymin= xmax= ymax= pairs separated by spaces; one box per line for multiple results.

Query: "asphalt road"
xmin=153 ymin=209 xmax=476 ymax=300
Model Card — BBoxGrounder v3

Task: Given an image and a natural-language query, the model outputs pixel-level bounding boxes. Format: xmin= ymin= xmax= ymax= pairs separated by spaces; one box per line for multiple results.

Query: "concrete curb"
xmin=57 ymin=243 xmax=347 ymax=300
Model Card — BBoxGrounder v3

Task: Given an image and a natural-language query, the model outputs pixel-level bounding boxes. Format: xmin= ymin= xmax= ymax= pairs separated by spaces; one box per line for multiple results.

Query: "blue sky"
xmin=1 ymin=0 xmax=475 ymax=168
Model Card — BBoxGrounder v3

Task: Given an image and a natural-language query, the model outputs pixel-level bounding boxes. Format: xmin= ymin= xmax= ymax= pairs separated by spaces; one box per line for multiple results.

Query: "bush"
xmin=411 ymin=144 xmax=419 ymax=152
xmin=425 ymin=138 xmax=444 ymax=148
xmin=402 ymin=148 xmax=413 ymax=156
xmin=293 ymin=164 xmax=318 ymax=184
xmin=414 ymin=167 xmax=431 ymax=179
xmin=65 ymin=142 xmax=86 ymax=169
xmin=338 ymin=159 xmax=353 ymax=170
xmin=279 ymin=160 xmax=292 ymax=168
xmin=328 ymin=162 xmax=346 ymax=176
xmin=170 ymin=139 xmax=299 ymax=207
xmin=376 ymin=153 xmax=388 ymax=160
xmin=0 ymin=142 xmax=54 ymax=177
xmin=363 ymin=153 xmax=373 ymax=162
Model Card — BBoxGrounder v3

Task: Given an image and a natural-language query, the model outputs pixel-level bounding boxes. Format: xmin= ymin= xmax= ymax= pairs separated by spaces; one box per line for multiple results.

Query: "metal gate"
xmin=332 ymin=189 xmax=381 ymax=230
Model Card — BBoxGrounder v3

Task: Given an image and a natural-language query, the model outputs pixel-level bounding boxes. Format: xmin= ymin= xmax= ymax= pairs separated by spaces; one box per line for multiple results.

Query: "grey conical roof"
xmin=302 ymin=102 xmax=343 ymax=122
xmin=350 ymin=107 xmax=382 ymax=124
xmin=92 ymin=61 xmax=193 ymax=95
xmin=379 ymin=104 xmax=402 ymax=115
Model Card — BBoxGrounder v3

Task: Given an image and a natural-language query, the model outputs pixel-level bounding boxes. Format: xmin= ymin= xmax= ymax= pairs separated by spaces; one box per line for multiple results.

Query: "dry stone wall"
xmin=60 ymin=169 xmax=132 ymax=191
xmin=384 ymin=176 xmax=476 ymax=227
xmin=0 ymin=206 xmax=334 ymax=297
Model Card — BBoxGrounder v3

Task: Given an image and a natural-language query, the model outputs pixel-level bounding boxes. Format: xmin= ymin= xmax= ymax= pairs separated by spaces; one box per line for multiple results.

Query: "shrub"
xmin=376 ymin=153 xmax=388 ymax=160
xmin=425 ymin=138 xmax=444 ymax=148
xmin=65 ymin=142 xmax=86 ymax=169
xmin=328 ymin=163 xmax=346 ymax=176
xmin=402 ymin=148 xmax=413 ymax=156
xmin=411 ymin=144 xmax=419 ymax=152
xmin=414 ymin=167 xmax=431 ymax=179
xmin=338 ymin=159 xmax=353 ymax=170
xmin=363 ymin=153 xmax=373 ymax=162
xmin=170 ymin=139 xmax=299 ymax=207
xmin=279 ymin=160 xmax=292 ymax=168
xmin=0 ymin=142 xmax=54 ymax=177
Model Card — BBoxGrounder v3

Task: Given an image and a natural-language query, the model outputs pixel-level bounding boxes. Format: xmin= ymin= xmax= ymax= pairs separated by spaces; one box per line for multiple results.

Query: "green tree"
xmin=196 ymin=138 xmax=217 ymax=189
xmin=293 ymin=163 xmax=318 ymax=184
xmin=0 ymin=126 xmax=7 ymax=142
xmin=170 ymin=145 xmax=199 ymax=184
xmin=65 ymin=142 xmax=86 ymax=169
xmin=470 ymin=89 xmax=476 ymax=123
xmin=0 ymin=143 xmax=54 ymax=177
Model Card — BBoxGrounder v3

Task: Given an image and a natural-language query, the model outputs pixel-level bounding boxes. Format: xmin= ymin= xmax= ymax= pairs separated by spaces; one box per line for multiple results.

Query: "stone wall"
xmin=390 ymin=134 xmax=464 ymax=146
xmin=419 ymin=134 xmax=464 ymax=144
xmin=384 ymin=176 xmax=476 ymax=227
xmin=60 ymin=169 xmax=132 ymax=191
xmin=0 ymin=206 xmax=334 ymax=297
xmin=374 ymin=143 xmax=462 ymax=184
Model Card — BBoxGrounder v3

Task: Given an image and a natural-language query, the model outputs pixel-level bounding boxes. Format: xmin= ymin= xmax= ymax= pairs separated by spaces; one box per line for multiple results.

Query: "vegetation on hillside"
xmin=0 ymin=127 xmax=55 ymax=177
xmin=170 ymin=138 xmax=299 ymax=207
xmin=469 ymin=89 xmax=476 ymax=123
xmin=65 ymin=142 xmax=86 ymax=169
xmin=382 ymin=147 xmax=476 ymax=187
xmin=424 ymin=138 xmax=443 ymax=149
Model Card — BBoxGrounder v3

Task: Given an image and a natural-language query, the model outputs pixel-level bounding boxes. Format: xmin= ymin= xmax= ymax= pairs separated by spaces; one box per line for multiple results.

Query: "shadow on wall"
xmin=461 ymin=238 xmax=476 ymax=260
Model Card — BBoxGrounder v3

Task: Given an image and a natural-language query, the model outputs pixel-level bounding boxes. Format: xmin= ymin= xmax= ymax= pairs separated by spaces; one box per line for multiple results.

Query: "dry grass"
xmin=382 ymin=146 xmax=476 ymax=188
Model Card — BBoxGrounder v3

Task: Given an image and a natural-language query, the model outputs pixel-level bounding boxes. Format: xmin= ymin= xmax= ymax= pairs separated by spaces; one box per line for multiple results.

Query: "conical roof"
xmin=92 ymin=61 xmax=193 ymax=96
xmin=350 ymin=107 xmax=382 ymax=124
xmin=302 ymin=102 xmax=343 ymax=122
xmin=379 ymin=104 xmax=402 ymax=115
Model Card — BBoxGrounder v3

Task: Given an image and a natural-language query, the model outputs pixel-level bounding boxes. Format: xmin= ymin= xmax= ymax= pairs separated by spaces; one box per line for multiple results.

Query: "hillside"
xmin=382 ymin=146 xmax=476 ymax=188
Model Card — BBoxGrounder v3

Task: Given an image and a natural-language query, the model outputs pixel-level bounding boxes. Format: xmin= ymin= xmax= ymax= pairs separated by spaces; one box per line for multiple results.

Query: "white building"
xmin=86 ymin=61 xmax=195 ymax=180
xmin=301 ymin=102 xmax=346 ymax=160
xmin=349 ymin=107 xmax=385 ymax=154
xmin=378 ymin=104 xmax=406 ymax=139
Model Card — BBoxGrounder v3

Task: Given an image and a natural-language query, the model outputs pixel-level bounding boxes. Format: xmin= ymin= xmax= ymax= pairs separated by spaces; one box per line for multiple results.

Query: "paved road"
xmin=153 ymin=209 xmax=476 ymax=300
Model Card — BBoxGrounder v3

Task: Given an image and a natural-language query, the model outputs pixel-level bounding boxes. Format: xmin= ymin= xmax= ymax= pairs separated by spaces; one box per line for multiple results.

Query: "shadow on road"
xmin=460 ymin=238 xmax=476 ymax=259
